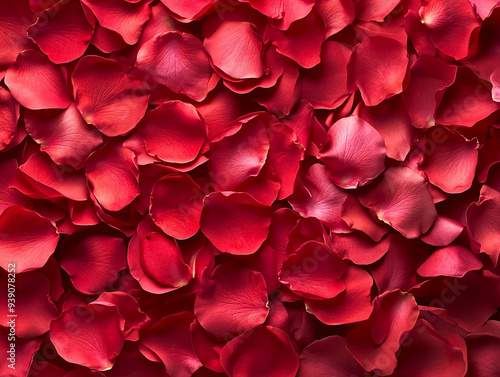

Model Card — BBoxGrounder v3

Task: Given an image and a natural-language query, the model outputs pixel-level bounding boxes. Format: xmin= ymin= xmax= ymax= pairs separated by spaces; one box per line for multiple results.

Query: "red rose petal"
xmin=204 ymin=21 xmax=265 ymax=80
xmin=420 ymin=214 xmax=464 ymax=246
xmin=417 ymin=245 xmax=482 ymax=278
xmin=220 ymin=326 xmax=299 ymax=377
xmin=139 ymin=312 xmax=202 ymax=377
xmin=150 ymin=173 xmax=204 ymax=240
xmin=305 ymin=266 xmax=374 ymax=325
xmin=419 ymin=128 xmax=479 ymax=194
xmin=0 ymin=270 xmax=58 ymax=338
xmin=355 ymin=0 xmax=401 ymax=21
xmin=138 ymin=100 xmax=206 ymax=164
xmin=80 ymin=0 xmax=151 ymax=45
xmin=135 ymin=32 xmax=212 ymax=101
xmin=50 ymin=304 xmax=125 ymax=371
xmin=0 ymin=87 xmax=18 ymax=150
xmin=318 ymin=116 xmax=386 ymax=188
xmin=298 ymin=336 xmax=365 ymax=377
xmin=358 ymin=167 xmax=438 ymax=239
xmin=346 ymin=290 xmax=420 ymax=375
xmin=341 ymin=194 xmax=389 ymax=241
xmin=0 ymin=205 xmax=58 ymax=273
xmin=316 ymin=0 xmax=355 ymax=38
xmin=357 ymin=96 xmax=414 ymax=161
xmin=300 ymin=41 xmax=352 ymax=109
xmin=106 ymin=343 xmax=167 ymax=377
xmin=85 ymin=142 xmax=140 ymax=212
xmin=0 ymin=328 xmax=41 ymax=377
xmin=60 ymin=228 xmax=127 ymax=295
xmin=4 ymin=50 xmax=72 ymax=110
xmin=348 ymin=36 xmax=408 ymax=106
xmin=201 ymin=192 xmax=273 ymax=255
xmin=0 ymin=160 xmax=31 ymax=215
xmin=160 ymin=0 xmax=216 ymax=21
xmin=28 ymin=0 xmax=93 ymax=64
xmin=242 ymin=0 xmax=314 ymax=30
xmin=194 ymin=262 xmax=269 ymax=339
xmin=404 ymin=56 xmax=458 ymax=128
xmin=72 ymin=55 xmax=149 ymax=137
xmin=279 ymin=241 xmax=346 ymax=299
xmin=419 ymin=0 xmax=480 ymax=59
xmin=467 ymin=185 xmax=500 ymax=265
xmin=289 ymin=164 xmax=349 ymax=232
xmin=332 ymin=232 xmax=390 ymax=265
xmin=24 ymin=105 xmax=103 ymax=169
xmin=265 ymin=10 xmax=325 ymax=69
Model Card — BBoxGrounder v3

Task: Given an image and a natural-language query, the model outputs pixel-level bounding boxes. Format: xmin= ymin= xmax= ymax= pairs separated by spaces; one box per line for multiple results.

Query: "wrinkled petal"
xmin=72 ymin=55 xmax=149 ymax=137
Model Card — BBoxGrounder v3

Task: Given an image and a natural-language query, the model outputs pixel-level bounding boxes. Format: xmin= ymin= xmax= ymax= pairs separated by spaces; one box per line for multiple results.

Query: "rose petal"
xmin=419 ymin=0 xmax=480 ymax=59
xmin=28 ymin=0 xmax=93 ymax=64
xmin=346 ymin=290 xmax=420 ymax=375
xmin=355 ymin=0 xmax=401 ymax=21
xmin=332 ymin=232 xmax=390 ymax=265
xmin=358 ymin=167 xmax=438 ymax=239
xmin=279 ymin=241 xmax=346 ymax=299
xmin=80 ymin=0 xmax=151 ymax=45
xmin=318 ymin=116 xmax=386 ymax=188
xmin=220 ymin=326 xmax=299 ymax=377
xmin=298 ymin=336 xmax=366 ymax=377
xmin=0 ymin=205 xmax=58 ymax=273
xmin=420 ymin=214 xmax=464 ymax=246
xmin=4 ymin=50 xmax=72 ymax=110
xmin=50 ymin=304 xmax=125 ymax=371
xmin=201 ymin=192 xmax=273 ymax=255
xmin=139 ymin=312 xmax=202 ymax=377
xmin=24 ymin=105 xmax=103 ymax=169
xmin=300 ymin=41 xmax=352 ymax=109
xmin=160 ymin=0 xmax=216 ymax=21
xmin=348 ymin=36 xmax=408 ymax=106
xmin=60 ymin=228 xmax=127 ymax=295
xmin=289 ymin=164 xmax=349 ymax=232
xmin=135 ymin=31 xmax=212 ymax=101
xmin=195 ymin=262 xmax=269 ymax=339
xmin=204 ymin=21 xmax=265 ymax=80
xmin=150 ymin=173 xmax=204 ymax=240
xmin=72 ymin=55 xmax=149 ymax=137
xmin=0 ymin=328 xmax=41 ymax=377
xmin=417 ymin=245 xmax=482 ymax=278
xmin=85 ymin=142 xmax=140 ymax=212
xmin=305 ymin=266 xmax=373 ymax=325
xmin=0 ymin=87 xmax=18 ymax=149
xmin=138 ymin=100 xmax=206 ymax=164
xmin=341 ymin=194 xmax=389 ymax=241
xmin=316 ymin=0 xmax=355 ymax=38
xmin=242 ymin=0 xmax=315 ymax=30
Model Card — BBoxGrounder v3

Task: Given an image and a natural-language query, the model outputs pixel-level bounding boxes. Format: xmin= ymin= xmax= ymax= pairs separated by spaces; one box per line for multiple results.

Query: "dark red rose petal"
xmin=51 ymin=304 xmax=125 ymax=371
xmin=4 ymin=50 xmax=72 ymax=110
xmin=72 ymin=55 xmax=149 ymax=137
xmin=139 ymin=312 xmax=202 ymax=377
xmin=138 ymin=100 xmax=207 ymax=164
xmin=0 ymin=205 xmax=58 ymax=273
xmin=24 ymin=104 xmax=103 ymax=169
xmin=358 ymin=167 xmax=438 ymax=239
xmin=220 ymin=326 xmax=299 ymax=377
xmin=60 ymin=228 xmax=127 ymax=295
xmin=348 ymin=36 xmax=408 ymax=106
xmin=194 ymin=262 xmax=269 ymax=339
xmin=150 ymin=173 xmax=204 ymax=240
xmin=318 ymin=115 xmax=386 ymax=189
xmin=28 ymin=0 xmax=93 ymax=64
xmin=355 ymin=0 xmax=401 ymax=22
xmin=135 ymin=32 xmax=213 ymax=101
xmin=0 ymin=87 xmax=18 ymax=150
xmin=200 ymin=192 xmax=273 ymax=255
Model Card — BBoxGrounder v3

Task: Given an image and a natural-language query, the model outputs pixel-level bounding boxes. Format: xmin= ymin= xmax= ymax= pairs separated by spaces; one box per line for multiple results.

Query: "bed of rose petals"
xmin=1 ymin=0 xmax=500 ymax=376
